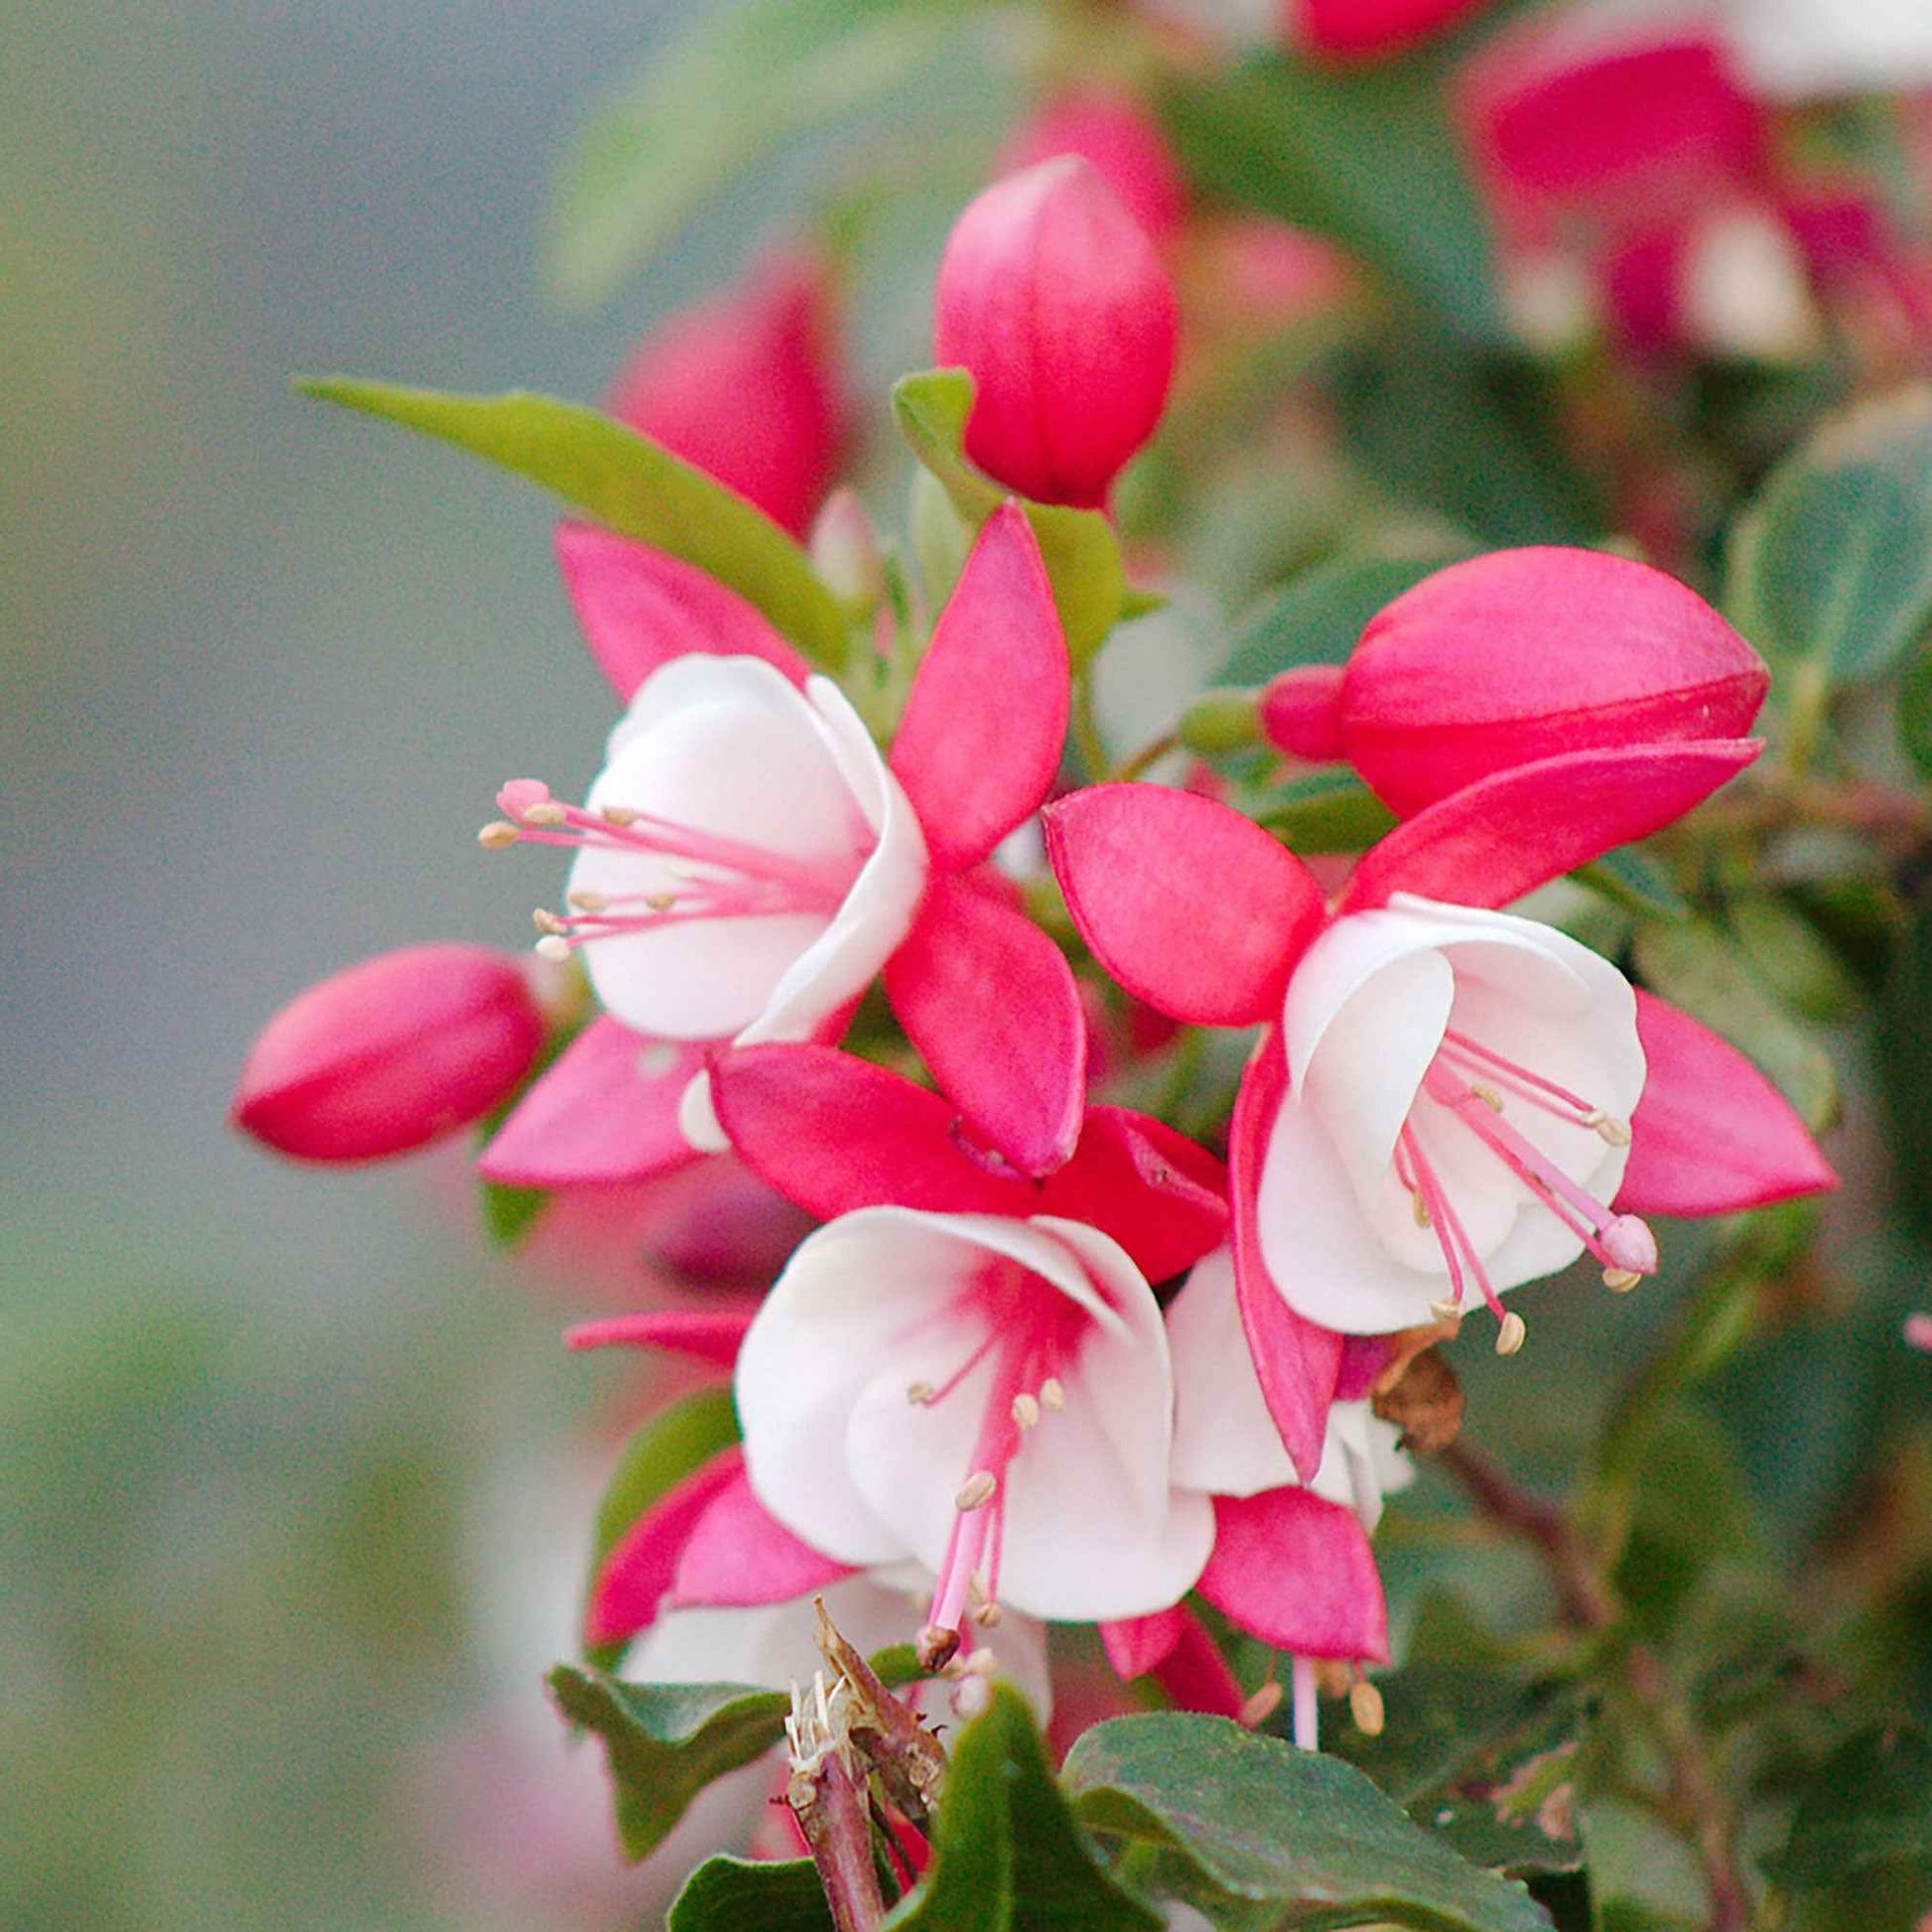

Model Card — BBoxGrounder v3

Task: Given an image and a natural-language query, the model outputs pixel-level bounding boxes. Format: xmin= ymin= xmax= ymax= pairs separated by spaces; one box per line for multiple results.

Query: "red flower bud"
xmin=1258 ymin=664 xmax=1345 ymax=763
xmin=999 ymin=89 xmax=1188 ymax=247
xmin=1290 ymin=547 xmax=1769 ymax=816
xmin=232 ymin=945 xmax=546 ymax=1163
xmin=607 ymin=251 xmax=843 ymax=539
xmin=1292 ymin=0 xmax=1488 ymax=63
xmin=934 ymin=157 xmax=1177 ymax=509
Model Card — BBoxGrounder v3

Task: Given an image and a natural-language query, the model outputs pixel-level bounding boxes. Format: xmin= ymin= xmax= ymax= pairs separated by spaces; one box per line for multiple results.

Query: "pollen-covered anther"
xmin=1240 ymin=1680 xmax=1284 ymax=1727
xmin=1348 ymin=1675 xmax=1386 ymax=1736
xmin=905 ymin=1380 xmax=936 ymax=1406
xmin=1602 ymin=1267 xmax=1641 ymax=1294
xmin=1011 ymin=1392 xmax=1040 ymax=1430
xmin=534 ymin=935 xmax=570 ymax=963
xmin=477 ymin=820 xmax=519 ymax=850
xmin=1587 ymin=1110 xmax=1633 ymax=1147
xmin=521 ymin=800 xmax=568 ymax=829
xmin=600 ymin=803 xmax=637 ymax=827
xmin=960 ymin=1648 xmax=1001 ymax=1677
xmin=1495 ymin=1311 xmax=1528 ymax=1356
xmin=1038 ymin=1377 xmax=1065 ymax=1411
xmin=567 ymin=889 xmax=608 ymax=912
xmin=973 ymin=1600 xmax=1003 ymax=1628
xmin=1429 ymin=1298 xmax=1463 ymax=1324
xmin=954 ymin=1470 xmax=999 ymax=1512
xmin=917 ymin=1623 xmax=961 ymax=1672
xmin=532 ymin=908 xmax=569 ymax=936
xmin=1411 ymin=1191 xmax=1432 ymax=1229
xmin=1471 ymin=1083 xmax=1504 ymax=1112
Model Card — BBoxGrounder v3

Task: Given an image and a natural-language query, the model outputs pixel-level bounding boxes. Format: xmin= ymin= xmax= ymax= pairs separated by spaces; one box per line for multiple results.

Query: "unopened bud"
xmin=808 ymin=486 xmax=885 ymax=608
xmin=1258 ymin=664 xmax=1346 ymax=763
xmin=1178 ymin=687 xmax=1263 ymax=756
xmin=934 ymin=157 xmax=1176 ymax=509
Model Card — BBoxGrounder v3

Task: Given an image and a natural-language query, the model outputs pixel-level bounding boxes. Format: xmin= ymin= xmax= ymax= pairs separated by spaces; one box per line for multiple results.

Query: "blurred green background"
xmin=0 ymin=2 xmax=769 ymax=1922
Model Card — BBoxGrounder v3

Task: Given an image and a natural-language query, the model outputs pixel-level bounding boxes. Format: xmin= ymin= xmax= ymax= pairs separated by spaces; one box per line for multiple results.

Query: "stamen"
xmin=1495 ymin=1311 xmax=1527 ymax=1356
xmin=534 ymin=935 xmax=570 ymax=963
xmin=916 ymin=1624 xmax=960 ymax=1672
xmin=1241 ymin=1680 xmax=1284 ymax=1727
xmin=905 ymin=1380 xmax=935 ymax=1406
xmin=1039 ymin=1377 xmax=1065 ymax=1411
xmin=954 ymin=1471 xmax=998 ymax=1511
xmin=1602 ymin=1268 xmax=1641 ymax=1294
xmin=1348 ymin=1674 xmax=1386 ymax=1736
xmin=1011 ymin=1392 xmax=1040 ymax=1430
xmin=478 ymin=821 xmax=519 ymax=849
xmin=973 ymin=1601 xmax=1002 ymax=1628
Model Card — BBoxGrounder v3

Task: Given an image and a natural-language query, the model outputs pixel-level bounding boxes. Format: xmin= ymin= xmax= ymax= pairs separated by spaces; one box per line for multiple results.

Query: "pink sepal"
xmin=563 ymin=1308 xmax=754 ymax=1369
xmin=476 ymin=1018 xmax=707 ymax=1189
xmin=669 ymin=1467 xmax=856 ymax=1610
xmin=1101 ymin=1607 xmax=1186 ymax=1681
xmin=710 ymin=1044 xmax=1224 ymax=1283
xmin=1044 ymin=785 xmax=1325 ymax=1026
xmin=1335 ymin=1335 xmax=1399 ymax=1402
xmin=1151 ymin=1611 xmax=1249 ymax=1720
xmin=554 ymin=523 xmax=809 ymax=701
xmin=1195 ymin=1487 xmax=1390 ymax=1664
xmin=1616 ymin=990 xmax=1837 ymax=1217
xmin=891 ymin=504 xmax=1067 ymax=872
xmin=884 ymin=874 xmax=1086 ymax=1178
xmin=585 ymin=1448 xmax=742 ymax=1647
xmin=1231 ymin=1034 xmax=1343 ymax=1482
xmin=1338 ymin=739 xmax=1760 ymax=914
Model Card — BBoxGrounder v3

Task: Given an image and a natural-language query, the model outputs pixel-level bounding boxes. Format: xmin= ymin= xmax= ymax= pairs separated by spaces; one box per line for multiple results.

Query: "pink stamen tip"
xmin=1599 ymin=1214 xmax=1658 ymax=1275
xmin=497 ymin=778 xmax=552 ymax=816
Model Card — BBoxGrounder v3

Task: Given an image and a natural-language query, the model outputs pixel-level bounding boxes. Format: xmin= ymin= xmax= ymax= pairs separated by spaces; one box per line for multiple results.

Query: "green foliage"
xmin=298 ymin=379 xmax=851 ymax=666
xmin=1255 ymin=769 xmax=1400 ymax=853
xmin=669 ymin=1856 xmax=837 ymax=1930
xmin=478 ymin=1177 xmax=547 ymax=1248
xmin=889 ymin=1686 xmax=1161 ymax=1931
xmin=547 ymin=1669 xmax=792 ymax=1862
xmin=1728 ymin=384 xmax=1932 ymax=688
xmin=1062 ymin=1713 xmax=1553 ymax=1931
xmin=1763 ymin=1723 xmax=1932 ymax=1890
xmin=545 ymin=0 xmax=976 ymax=304
xmin=1159 ymin=52 xmax=1502 ymax=341
xmin=892 ymin=367 xmax=1131 ymax=665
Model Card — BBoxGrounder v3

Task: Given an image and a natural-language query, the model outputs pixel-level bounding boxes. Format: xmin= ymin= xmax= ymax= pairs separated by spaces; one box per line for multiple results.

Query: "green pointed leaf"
xmin=1159 ymin=53 xmax=1503 ymax=341
xmin=888 ymin=1685 xmax=1160 ymax=1931
xmin=892 ymin=367 xmax=1128 ymax=666
xmin=1254 ymin=769 xmax=1398 ymax=854
xmin=1727 ymin=384 xmax=1932 ymax=685
xmin=1761 ymin=1722 xmax=1932 ymax=1888
xmin=1063 ymin=1714 xmax=1553 ymax=1931
xmin=1218 ymin=549 xmax=1467 ymax=686
xmin=583 ymin=1388 xmax=740 ymax=1670
xmin=1631 ymin=917 xmax=1839 ymax=1133
xmin=668 ymin=1856 xmax=834 ymax=1932
xmin=546 ymin=0 xmax=970 ymax=305
xmin=548 ymin=1668 xmax=790 ymax=1863
xmin=479 ymin=1178 xmax=547 ymax=1248
xmin=298 ymin=378 xmax=849 ymax=667
xmin=1327 ymin=1671 xmax=1589 ymax=1877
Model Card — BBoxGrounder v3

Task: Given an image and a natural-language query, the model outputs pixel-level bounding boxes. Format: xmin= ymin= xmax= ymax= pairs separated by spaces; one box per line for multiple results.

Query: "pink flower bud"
xmin=232 ymin=945 xmax=546 ymax=1163
xmin=1334 ymin=548 xmax=1770 ymax=816
xmin=607 ymin=251 xmax=843 ymax=539
xmin=1258 ymin=664 xmax=1346 ymax=763
xmin=1291 ymin=0 xmax=1488 ymax=63
xmin=999 ymin=90 xmax=1188 ymax=247
xmin=934 ymin=157 xmax=1177 ymax=509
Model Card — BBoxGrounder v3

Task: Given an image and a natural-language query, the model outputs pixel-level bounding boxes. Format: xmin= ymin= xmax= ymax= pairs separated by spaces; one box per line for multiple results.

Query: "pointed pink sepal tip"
xmin=1195 ymin=1487 xmax=1389 ymax=1664
xmin=231 ymin=944 xmax=545 ymax=1165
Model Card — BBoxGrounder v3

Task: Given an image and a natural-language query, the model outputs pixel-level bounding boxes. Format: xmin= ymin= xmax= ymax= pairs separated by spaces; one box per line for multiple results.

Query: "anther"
xmin=534 ymin=936 xmax=570 ymax=963
xmin=917 ymin=1624 xmax=961 ymax=1672
xmin=905 ymin=1380 xmax=935 ymax=1406
xmin=1038 ymin=1378 xmax=1065 ymax=1411
xmin=1602 ymin=1267 xmax=1641 ymax=1294
xmin=952 ymin=1673 xmax=991 ymax=1719
xmin=532 ymin=908 xmax=569 ymax=935
xmin=601 ymin=804 xmax=637 ymax=827
xmin=962 ymin=1648 xmax=1000 ymax=1676
xmin=973 ymin=1601 xmax=1003 ymax=1628
xmin=1471 ymin=1083 xmax=1504 ymax=1112
xmin=1587 ymin=1111 xmax=1633 ymax=1148
xmin=478 ymin=821 xmax=519 ymax=849
xmin=1429 ymin=1298 xmax=1464 ymax=1324
xmin=954 ymin=1471 xmax=998 ymax=1511
xmin=1412 ymin=1191 xmax=1432 ymax=1229
xmin=1495 ymin=1311 xmax=1527 ymax=1356
xmin=521 ymin=800 xmax=567 ymax=828
xmin=567 ymin=889 xmax=608 ymax=912
xmin=1348 ymin=1676 xmax=1386 ymax=1736
xmin=1240 ymin=1681 xmax=1284 ymax=1727
xmin=1011 ymin=1393 xmax=1040 ymax=1430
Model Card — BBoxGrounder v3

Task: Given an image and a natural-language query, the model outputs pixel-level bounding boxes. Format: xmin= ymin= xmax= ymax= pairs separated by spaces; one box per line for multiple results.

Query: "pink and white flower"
xmin=480 ymin=504 xmax=1087 ymax=1183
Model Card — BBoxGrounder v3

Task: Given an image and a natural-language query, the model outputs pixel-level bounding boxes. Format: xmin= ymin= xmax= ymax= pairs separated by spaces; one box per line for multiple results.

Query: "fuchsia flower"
xmin=606 ymin=250 xmax=843 ymax=540
xmin=231 ymin=943 xmax=548 ymax=1163
xmin=708 ymin=1042 xmax=1229 ymax=1655
xmin=999 ymin=90 xmax=1190 ymax=248
xmin=1047 ymin=550 xmax=1835 ymax=1475
xmin=479 ymin=503 xmax=1086 ymax=1185
xmin=1261 ymin=548 xmax=1771 ymax=816
xmin=934 ymin=157 xmax=1178 ymax=509
xmin=1291 ymin=0 xmax=1489 ymax=62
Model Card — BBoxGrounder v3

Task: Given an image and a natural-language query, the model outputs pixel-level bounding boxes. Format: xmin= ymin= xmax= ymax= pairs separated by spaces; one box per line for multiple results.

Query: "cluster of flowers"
xmin=234 ymin=135 xmax=1838 ymax=1765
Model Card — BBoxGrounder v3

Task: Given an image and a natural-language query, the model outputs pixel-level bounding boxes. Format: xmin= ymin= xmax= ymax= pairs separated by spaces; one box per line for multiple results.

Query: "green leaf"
xmin=1631 ymin=917 xmax=1838 ymax=1133
xmin=479 ymin=1178 xmax=547 ymax=1248
xmin=298 ymin=379 xmax=849 ymax=667
xmin=892 ymin=367 xmax=1129 ymax=666
xmin=1726 ymin=384 xmax=1932 ymax=685
xmin=1327 ymin=1670 xmax=1589 ymax=1877
xmin=1254 ymin=769 xmax=1399 ymax=854
xmin=1763 ymin=1724 xmax=1932 ymax=1890
xmin=548 ymin=1668 xmax=789 ymax=1863
xmin=1063 ymin=1713 xmax=1553 ymax=1931
xmin=1159 ymin=53 xmax=1502 ymax=341
xmin=1572 ymin=849 xmax=1690 ymax=924
xmin=545 ymin=0 xmax=972 ymax=304
xmin=1898 ymin=640 xmax=1932 ymax=776
xmin=1218 ymin=549 xmax=1466 ymax=686
xmin=668 ymin=1856 xmax=834 ymax=1932
xmin=888 ymin=1685 xmax=1160 ymax=1931
xmin=584 ymin=1389 xmax=740 ymax=1670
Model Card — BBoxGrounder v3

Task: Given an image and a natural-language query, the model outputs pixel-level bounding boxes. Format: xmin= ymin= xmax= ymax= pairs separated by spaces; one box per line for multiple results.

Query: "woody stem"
xmin=789 ymin=1748 xmax=888 ymax=1932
